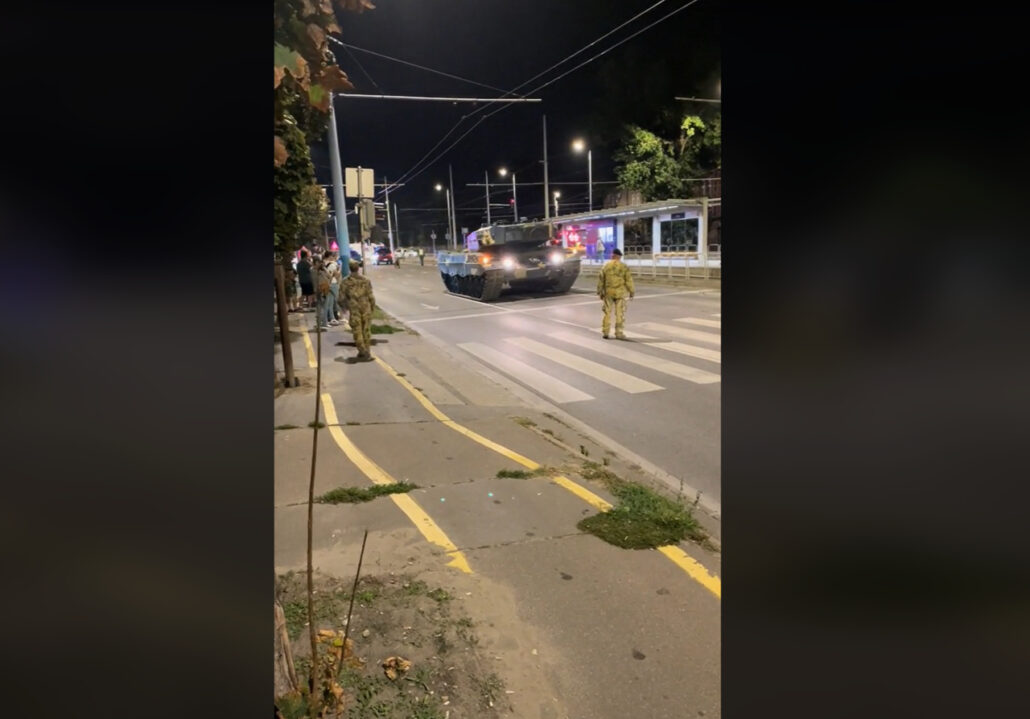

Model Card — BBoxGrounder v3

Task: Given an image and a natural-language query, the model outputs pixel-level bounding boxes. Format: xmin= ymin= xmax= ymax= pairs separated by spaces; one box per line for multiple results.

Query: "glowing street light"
xmin=498 ymin=167 xmax=517 ymax=221
xmin=435 ymin=183 xmax=454 ymax=250
xmin=553 ymin=190 xmax=561 ymax=216
xmin=572 ymin=138 xmax=592 ymax=211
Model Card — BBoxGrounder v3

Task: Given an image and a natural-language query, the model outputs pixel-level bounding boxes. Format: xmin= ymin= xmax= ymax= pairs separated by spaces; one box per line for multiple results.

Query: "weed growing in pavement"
xmin=346 ymin=421 xmax=361 ymax=425
xmin=512 ymin=416 xmax=537 ymax=428
xmin=602 ymin=456 xmax=610 ymax=466
xmin=316 ymin=482 xmax=418 ymax=504
xmin=578 ymin=480 xmax=705 ymax=550
xmin=542 ymin=428 xmax=562 ymax=441
xmin=372 ymin=307 xmax=391 ymax=321
xmin=580 ymin=445 xmax=590 ymax=456
xmin=308 ymin=421 xmax=326 ymax=428
xmin=274 ymin=424 xmax=299 ymax=430
xmin=370 ymin=323 xmax=400 ymax=334
xmin=496 ymin=466 xmax=553 ymax=479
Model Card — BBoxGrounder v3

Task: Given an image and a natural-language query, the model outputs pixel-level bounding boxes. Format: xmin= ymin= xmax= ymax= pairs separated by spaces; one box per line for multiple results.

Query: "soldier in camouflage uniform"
xmin=339 ymin=260 xmax=377 ymax=361
xmin=596 ymin=247 xmax=635 ymax=339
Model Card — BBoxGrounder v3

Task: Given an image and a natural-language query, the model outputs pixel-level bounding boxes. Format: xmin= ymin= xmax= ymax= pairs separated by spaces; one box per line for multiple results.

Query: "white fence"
xmin=578 ymin=251 xmax=721 ymax=280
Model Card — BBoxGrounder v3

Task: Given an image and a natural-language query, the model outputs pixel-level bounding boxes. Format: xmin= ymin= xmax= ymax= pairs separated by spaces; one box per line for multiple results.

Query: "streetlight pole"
xmin=435 ymin=183 xmax=452 ymax=250
xmin=499 ymin=167 xmax=518 ymax=222
xmin=573 ymin=138 xmax=593 ymax=211
xmin=448 ymin=164 xmax=457 ymax=249
xmin=327 ymin=95 xmax=351 ymax=278
xmin=543 ymin=115 xmax=550 ymax=220
xmin=553 ymin=191 xmax=560 ymax=217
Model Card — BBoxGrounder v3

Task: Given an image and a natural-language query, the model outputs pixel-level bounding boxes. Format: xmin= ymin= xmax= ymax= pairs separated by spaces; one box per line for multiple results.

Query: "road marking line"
xmin=320 ymin=393 xmax=472 ymax=574
xmin=676 ymin=317 xmax=721 ymax=329
xmin=504 ymin=337 xmax=664 ymax=394
xmin=547 ymin=317 xmax=656 ymax=339
xmin=658 ymin=546 xmax=721 ymax=598
xmin=373 ymin=358 xmax=539 ymax=468
xmin=405 ymin=311 xmax=508 ymax=324
xmin=549 ymin=332 xmax=720 ymax=385
xmin=651 ymin=341 xmax=721 ymax=364
xmin=302 ymin=330 xmax=317 ymax=368
xmin=638 ymin=322 xmax=722 ymax=346
xmin=372 ymin=356 xmax=720 ymax=597
xmin=458 ymin=342 xmax=594 ymax=404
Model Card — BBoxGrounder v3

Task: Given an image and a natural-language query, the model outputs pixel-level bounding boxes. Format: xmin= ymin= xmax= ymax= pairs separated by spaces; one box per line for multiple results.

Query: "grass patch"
xmin=473 ymin=673 xmax=508 ymax=711
xmin=370 ymin=323 xmax=400 ymax=334
xmin=512 ymin=416 xmax=537 ymax=428
xmin=316 ymin=482 xmax=418 ymax=504
xmin=578 ymin=481 xmax=705 ymax=550
xmin=307 ymin=421 xmax=325 ymax=428
xmin=496 ymin=466 xmax=553 ymax=479
xmin=372 ymin=307 xmax=391 ymax=321
xmin=427 ymin=588 xmax=451 ymax=603
xmin=274 ymin=423 xmax=299 ymax=430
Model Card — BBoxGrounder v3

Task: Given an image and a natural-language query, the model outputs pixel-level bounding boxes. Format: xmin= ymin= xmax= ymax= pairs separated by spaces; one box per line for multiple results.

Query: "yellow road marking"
xmin=374 ymin=357 xmax=539 ymax=469
xmin=659 ymin=546 xmax=721 ymax=598
xmin=552 ymin=475 xmax=613 ymax=512
xmin=302 ymin=329 xmax=317 ymax=368
xmin=320 ymin=393 xmax=472 ymax=574
xmin=372 ymin=356 xmax=721 ymax=597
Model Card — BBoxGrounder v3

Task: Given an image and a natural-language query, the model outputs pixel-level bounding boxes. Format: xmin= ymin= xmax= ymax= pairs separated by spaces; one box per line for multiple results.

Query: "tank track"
xmin=440 ymin=270 xmax=504 ymax=301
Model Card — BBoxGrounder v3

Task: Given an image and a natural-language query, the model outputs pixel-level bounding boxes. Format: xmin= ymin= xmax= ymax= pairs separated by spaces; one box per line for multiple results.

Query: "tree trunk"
xmin=274 ymin=599 xmax=299 ymax=699
xmin=274 ymin=260 xmax=296 ymax=388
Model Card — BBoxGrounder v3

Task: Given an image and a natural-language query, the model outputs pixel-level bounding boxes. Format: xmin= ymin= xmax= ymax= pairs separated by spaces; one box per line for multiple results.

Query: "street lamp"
xmin=572 ymin=138 xmax=592 ymax=211
xmin=553 ymin=190 xmax=561 ymax=217
xmin=498 ymin=167 xmax=517 ymax=222
xmin=435 ymin=183 xmax=452 ymax=251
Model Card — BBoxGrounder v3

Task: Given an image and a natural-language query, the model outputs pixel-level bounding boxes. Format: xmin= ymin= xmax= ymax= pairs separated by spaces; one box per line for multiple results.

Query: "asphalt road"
xmin=366 ymin=261 xmax=722 ymax=507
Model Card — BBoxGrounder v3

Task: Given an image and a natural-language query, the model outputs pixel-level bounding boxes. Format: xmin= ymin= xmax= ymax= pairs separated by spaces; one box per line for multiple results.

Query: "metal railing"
xmin=577 ymin=251 xmax=721 ymax=280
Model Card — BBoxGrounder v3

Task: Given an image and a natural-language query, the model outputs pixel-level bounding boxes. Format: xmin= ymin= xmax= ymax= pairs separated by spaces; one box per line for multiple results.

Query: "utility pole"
xmin=448 ymin=164 xmax=457 ymax=249
xmin=327 ymin=95 xmax=350 ymax=278
xmin=384 ymin=175 xmax=394 ymax=257
xmin=543 ymin=115 xmax=550 ymax=220
xmin=393 ymin=202 xmax=400 ymax=247
xmin=484 ymin=171 xmax=491 ymax=226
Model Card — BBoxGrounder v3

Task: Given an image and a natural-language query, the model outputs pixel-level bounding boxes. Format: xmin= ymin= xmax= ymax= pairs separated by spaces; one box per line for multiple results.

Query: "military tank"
xmin=436 ymin=221 xmax=581 ymax=301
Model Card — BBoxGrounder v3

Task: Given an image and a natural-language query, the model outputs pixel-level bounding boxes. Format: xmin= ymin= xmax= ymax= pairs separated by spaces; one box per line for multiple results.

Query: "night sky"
xmin=312 ymin=0 xmax=720 ymax=242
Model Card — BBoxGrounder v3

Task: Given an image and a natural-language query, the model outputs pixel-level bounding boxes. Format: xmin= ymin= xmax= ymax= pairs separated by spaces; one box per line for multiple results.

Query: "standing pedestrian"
xmin=296 ymin=250 xmax=315 ymax=310
xmin=323 ymin=251 xmax=343 ymax=326
xmin=417 ymin=247 xmax=425 ymax=266
xmin=596 ymin=247 xmax=635 ymax=339
xmin=339 ymin=259 xmax=376 ymax=361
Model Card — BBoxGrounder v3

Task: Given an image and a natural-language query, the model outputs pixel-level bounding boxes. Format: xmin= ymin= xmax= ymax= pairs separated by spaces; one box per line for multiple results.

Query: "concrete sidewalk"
xmin=274 ymin=305 xmax=721 ymax=719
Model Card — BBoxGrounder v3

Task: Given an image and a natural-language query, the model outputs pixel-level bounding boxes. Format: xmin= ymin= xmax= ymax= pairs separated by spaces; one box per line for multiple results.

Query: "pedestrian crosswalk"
xmin=457 ymin=316 xmax=722 ymax=404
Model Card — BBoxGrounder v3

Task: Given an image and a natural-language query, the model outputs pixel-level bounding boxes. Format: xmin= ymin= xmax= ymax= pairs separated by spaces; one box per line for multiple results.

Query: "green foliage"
xmin=615 ymin=112 xmax=721 ymax=201
xmin=274 ymin=115 xmax=317 ymax=253
xmin=578 ymin=481 xmax=703 ymax=550
xmin=316 ymin=482 xmax=418 ymax=504
xmin=298 ymin=184 xmax=329 ymax=245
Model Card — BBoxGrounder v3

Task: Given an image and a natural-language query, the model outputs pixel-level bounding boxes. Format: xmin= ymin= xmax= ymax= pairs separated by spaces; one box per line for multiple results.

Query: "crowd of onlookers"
xmin=284 ymin=248 xmax=352 ymax=331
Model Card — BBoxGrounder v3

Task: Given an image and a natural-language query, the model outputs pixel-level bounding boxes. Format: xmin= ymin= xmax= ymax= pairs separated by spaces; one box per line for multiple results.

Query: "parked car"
xmin=375 ymin=247 xmax=394 ymax=265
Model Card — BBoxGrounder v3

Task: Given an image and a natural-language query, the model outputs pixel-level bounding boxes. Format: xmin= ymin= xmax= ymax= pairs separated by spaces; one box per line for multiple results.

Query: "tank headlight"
xmin=549 ymin=251 xmax=564 ymax=265
xmin=502 ymin=256 xmax=515 ymax=270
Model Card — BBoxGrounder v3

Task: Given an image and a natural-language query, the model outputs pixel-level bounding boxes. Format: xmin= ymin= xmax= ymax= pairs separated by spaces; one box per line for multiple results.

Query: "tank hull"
xmin=437 ymin=251 xmax=581 ymax=302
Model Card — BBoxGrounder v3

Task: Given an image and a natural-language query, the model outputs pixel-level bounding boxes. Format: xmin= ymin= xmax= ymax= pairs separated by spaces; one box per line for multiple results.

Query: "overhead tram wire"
xmin=365 ymin=0 xmax=684 ymax=198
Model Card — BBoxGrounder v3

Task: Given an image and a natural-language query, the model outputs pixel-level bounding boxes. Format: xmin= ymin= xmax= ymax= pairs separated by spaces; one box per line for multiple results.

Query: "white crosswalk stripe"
xmin=549 ymin=332 xmax=720 ymax=384
xmin=650 ymin=341 xmax=721 ymax=364
xmin=676 ymin=317 xmax=722 ymax=329
xmin=637 ymin=322 xmax=721 ymax=346
xmin=457 ymin=342 xmax=594 ymax=403
xmin=504 ymin=337 xmax=663 ymax=394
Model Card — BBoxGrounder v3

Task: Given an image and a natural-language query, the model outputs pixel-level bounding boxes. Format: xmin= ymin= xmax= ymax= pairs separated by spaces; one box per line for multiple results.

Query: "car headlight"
xmin=501 ymin=256 xmax=515 ymax=270
xmin=549 ymin=251 xmax=564 ymax=265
